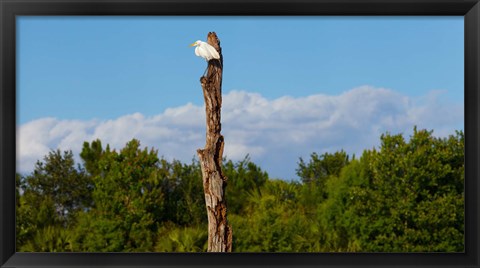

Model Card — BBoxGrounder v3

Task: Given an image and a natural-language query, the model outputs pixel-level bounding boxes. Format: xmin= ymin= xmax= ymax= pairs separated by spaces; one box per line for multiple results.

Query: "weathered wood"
xmin=196 ymin=32 xmax=232 ymax=252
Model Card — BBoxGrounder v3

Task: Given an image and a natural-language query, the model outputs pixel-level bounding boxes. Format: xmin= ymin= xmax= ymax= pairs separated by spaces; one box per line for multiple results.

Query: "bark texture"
xmin=196 ymin=32 xmax=232 ymax=252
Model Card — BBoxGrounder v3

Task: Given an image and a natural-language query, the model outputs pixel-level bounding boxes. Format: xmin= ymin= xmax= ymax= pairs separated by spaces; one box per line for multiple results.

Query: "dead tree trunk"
xmin=196 ymin=32 xmax=232 ymax=252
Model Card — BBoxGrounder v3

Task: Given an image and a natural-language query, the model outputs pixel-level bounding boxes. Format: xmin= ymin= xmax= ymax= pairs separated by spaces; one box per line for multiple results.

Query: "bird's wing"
xmin=197 ymin=46 xmax=210 ymax=60
xmin=195 ymin=42 xmax=220 ymax=61
xmin=206 ymin=44 xmax=220 ymax=60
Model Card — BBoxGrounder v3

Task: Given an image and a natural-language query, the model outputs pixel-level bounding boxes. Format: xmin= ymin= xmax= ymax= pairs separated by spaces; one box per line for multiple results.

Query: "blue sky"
xmin=17 ymin=16 xmax=464 ymax=180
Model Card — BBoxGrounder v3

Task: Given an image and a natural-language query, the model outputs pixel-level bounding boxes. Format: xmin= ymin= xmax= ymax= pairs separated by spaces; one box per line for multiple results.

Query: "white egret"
xmin=190 ymin=40 xmax=221 ymax=77
xmin=190 ymin=40 xmax=220 ymax=61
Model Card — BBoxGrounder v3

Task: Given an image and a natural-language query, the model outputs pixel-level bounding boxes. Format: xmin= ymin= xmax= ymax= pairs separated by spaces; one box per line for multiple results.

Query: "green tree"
xmin=15 ymin=128 xmax=464 ymax=253
xmin=157 ymin=158 xmax=206 ymax=226
xmin=74 ymin=139 xmax=163 ymax=252
xmin=297 ymin=151 xmax=350 ymax=202
xmin=20 ymin=225 xmax=74 ymax=252
xmin=224 ymin=155 xmax=269 ymax=214
xmin=23 ymin=150 xmax=92 ymax=224
xmin=342 ymin=128 xmax=464 ymax=252
xmin=80 ymin=139 xmax=104 ymax=177
xmin=16 ymin=150 xmax=92 ymax=251
xmin=317 ymin=158 xmax=369 ymax=251
xmin=231 ymin=179 xmax=320 ymax=252
xmin=154 ymin=223 xmax=207 ymax=252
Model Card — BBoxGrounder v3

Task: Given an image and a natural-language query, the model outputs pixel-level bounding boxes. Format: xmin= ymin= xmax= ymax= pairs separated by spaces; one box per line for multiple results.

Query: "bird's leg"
xmin=202 ymin=60 xmax=221 ymax=80
xmin=202 ymin=65 xmax=209 ymax=78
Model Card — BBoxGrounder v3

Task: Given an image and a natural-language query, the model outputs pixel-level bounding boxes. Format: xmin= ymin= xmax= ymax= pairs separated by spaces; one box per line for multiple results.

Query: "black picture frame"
xmin=1 ymin=0 xmax=479 ymax=267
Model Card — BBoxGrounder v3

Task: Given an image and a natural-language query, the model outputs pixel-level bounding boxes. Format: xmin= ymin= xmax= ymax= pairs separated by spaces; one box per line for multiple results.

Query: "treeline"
xmin=16 ymin=127 xmax=464 ymax=252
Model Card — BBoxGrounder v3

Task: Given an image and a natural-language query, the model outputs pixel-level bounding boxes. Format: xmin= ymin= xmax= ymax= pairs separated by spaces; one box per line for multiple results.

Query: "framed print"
xmin=1 ymin=0 xmax=479 ymax=267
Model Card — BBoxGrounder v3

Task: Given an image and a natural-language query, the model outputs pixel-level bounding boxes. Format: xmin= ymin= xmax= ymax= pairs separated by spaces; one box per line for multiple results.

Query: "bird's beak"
xmin=189 ymin=43 xmax=196 ymax=47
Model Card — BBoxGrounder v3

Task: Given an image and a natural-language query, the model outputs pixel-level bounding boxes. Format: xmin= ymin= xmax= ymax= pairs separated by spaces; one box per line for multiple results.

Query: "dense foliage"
xmin=16 ymin=127 xmax=464 ymax=252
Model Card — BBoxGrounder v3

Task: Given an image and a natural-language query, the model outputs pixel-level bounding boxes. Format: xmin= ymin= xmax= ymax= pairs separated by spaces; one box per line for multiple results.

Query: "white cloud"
xmin=17 ymin=86 xmax=463 ymax=179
